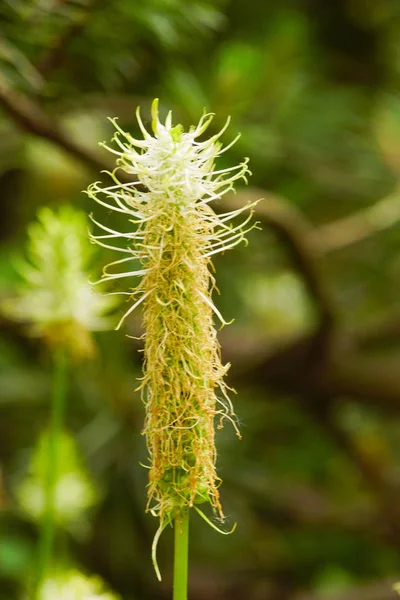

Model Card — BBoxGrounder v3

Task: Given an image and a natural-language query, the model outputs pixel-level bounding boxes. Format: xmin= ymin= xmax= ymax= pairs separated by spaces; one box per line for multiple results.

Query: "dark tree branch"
xmin=36 ymin=0 xmax=105 ymax=79
xmin=0 ymin=77 xmax=115 ymax=174
xmin=230 ymin=331 xmax=400 ymax=413
xmin=310 ymin=184 xmax=400 ymax=254
xmin=221 ymin=191 xmax=336 ymax=336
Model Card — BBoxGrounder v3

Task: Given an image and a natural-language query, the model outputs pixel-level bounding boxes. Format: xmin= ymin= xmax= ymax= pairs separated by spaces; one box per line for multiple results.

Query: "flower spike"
xmin=87 ymin=100 xmax=259 ymax=539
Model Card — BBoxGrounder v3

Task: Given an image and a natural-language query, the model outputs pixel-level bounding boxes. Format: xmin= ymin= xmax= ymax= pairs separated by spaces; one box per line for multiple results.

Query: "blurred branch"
xmin=323 ymin=355 xmax=400 ymax=410
xmin=222 ymin=191 xmax=336 ymax=337
xmin=356 ymin=315 xmax=400 ymax=350
xmin=36 ymin=0 xmax=105 ymax=79
xmin=310 ymin=184 xmax=400 ymax=253
xmin=0 ymin=77 xmax=115 ymax=174
xmin=228 ymin=474 xmax=376 ymax=534
xmin=238 ymin=185 xmax=400 ymax=255
xmin=232 ymin=332 xmax=400 ymax=413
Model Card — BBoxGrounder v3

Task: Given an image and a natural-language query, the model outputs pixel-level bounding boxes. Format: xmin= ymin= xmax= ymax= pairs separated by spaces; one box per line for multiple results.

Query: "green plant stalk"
xmin=34 ymin=347 xmax=68 ymax=597
xmin=173 ymin=511 xmax=190 ymax=600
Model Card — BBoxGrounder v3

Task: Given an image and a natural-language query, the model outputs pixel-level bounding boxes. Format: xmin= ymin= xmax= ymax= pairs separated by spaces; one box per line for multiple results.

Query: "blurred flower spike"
xmin=16 ymin=431 xmax=97 ymax=535
xmin=38 ymin=570 xmax=120 ymax=600
xmin=87 ymin=98 xmax=259 ymax=546
xmin=4 ymin=206 xmax=117 ymax=357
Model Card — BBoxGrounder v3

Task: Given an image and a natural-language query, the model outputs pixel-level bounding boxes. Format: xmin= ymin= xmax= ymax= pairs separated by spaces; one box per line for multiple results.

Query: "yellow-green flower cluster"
xmin=16 ymin=431 xmax=97 ymax=534
xmin=4 ymin=206 xmax=116 ymax=356
xmin=38 ymin=570 xmax=119 ymax=600
xmin=87 ymin=100 xmax=258 ymax=528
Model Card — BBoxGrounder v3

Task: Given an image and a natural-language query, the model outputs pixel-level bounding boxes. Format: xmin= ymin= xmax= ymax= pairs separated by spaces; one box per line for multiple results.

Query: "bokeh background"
xmin=2 ymin=1 xmax=400 ymax=599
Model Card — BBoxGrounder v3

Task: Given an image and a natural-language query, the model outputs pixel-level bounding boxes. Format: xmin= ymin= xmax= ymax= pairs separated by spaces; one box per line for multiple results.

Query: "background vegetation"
xmin=2 ymin=0 xmax=400 ymax=598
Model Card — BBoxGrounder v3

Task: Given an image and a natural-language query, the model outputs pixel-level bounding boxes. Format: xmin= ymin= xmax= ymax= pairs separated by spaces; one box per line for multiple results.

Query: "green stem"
xmin=34 ymin=348 xmax=68 ymax=598
xmin=173 ymin=510 xmax=190 ymax=600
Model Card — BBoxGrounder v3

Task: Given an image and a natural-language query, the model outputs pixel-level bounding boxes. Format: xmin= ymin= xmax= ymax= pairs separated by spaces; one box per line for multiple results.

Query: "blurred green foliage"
xmin=2 ymin=1 xmax=400 ymax=599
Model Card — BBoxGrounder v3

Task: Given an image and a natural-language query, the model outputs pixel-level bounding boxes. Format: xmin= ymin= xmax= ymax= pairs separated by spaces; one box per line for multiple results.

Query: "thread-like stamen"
xmin=115 ymin=288 xmax=155 ymax=330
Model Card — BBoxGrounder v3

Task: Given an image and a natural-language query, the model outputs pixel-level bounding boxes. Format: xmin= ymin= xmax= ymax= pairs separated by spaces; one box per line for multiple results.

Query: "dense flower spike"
xmin=87 ymin=100 xmax=259 ymax=545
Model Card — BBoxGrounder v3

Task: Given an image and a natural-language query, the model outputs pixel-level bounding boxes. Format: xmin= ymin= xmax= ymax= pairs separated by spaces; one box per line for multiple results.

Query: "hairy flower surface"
xmin=87 ymin=100 xmax=258 ymax=532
